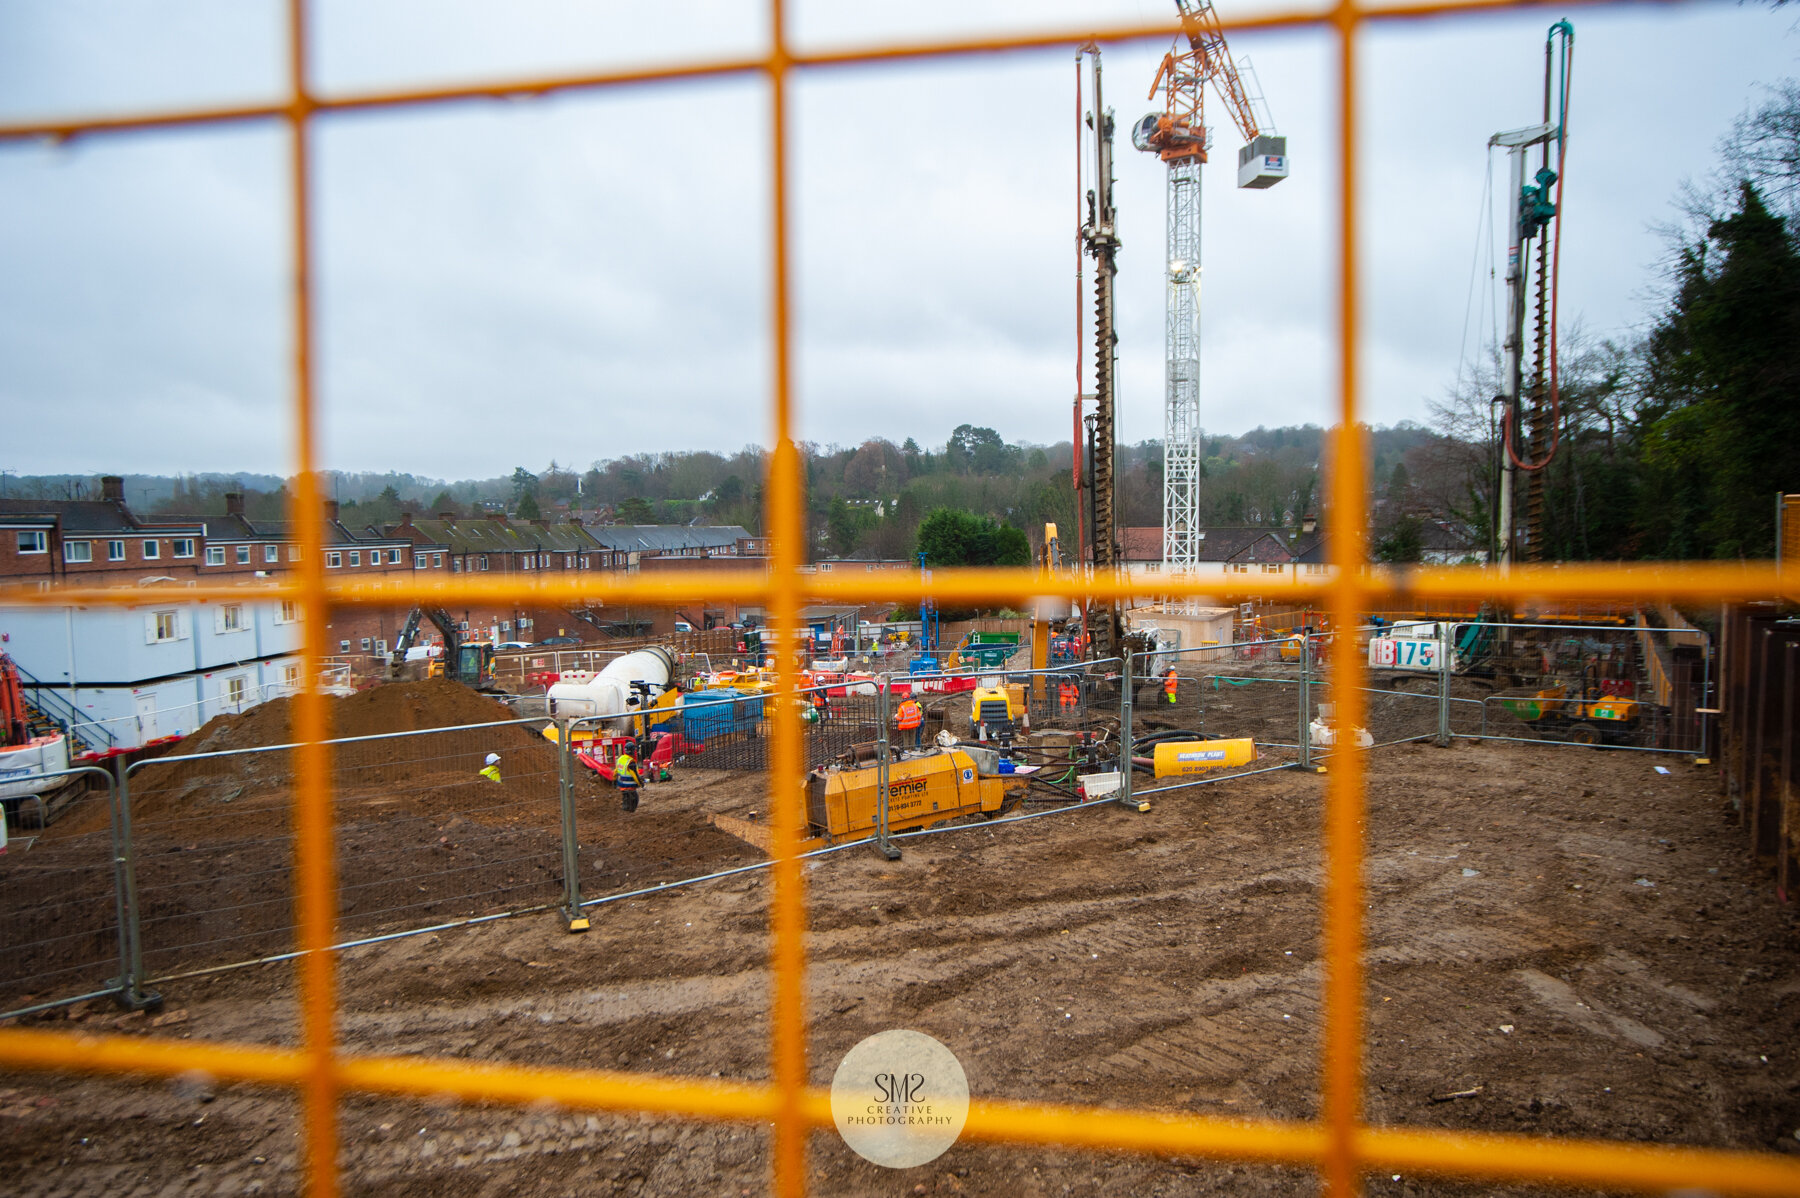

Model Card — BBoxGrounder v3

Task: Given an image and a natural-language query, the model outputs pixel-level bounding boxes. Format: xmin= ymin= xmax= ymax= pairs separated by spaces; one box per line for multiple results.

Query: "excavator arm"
xmin=388 ymin=606 xmax=464 ymax=680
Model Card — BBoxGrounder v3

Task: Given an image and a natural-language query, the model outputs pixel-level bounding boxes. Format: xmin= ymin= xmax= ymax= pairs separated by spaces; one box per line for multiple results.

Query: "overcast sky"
xmin=1 ymin=1 xmax=1796 ymax=480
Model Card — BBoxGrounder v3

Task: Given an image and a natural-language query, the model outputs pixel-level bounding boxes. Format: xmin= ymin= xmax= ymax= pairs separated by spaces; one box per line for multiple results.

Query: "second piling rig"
xmin=1078 ymin=45 xmax=1123 ymax=662
xmin=1492 ymin=20 xmax=1573 ymax=569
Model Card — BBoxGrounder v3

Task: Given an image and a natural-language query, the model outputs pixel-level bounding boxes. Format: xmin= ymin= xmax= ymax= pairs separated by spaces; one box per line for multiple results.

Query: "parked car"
xmin=535 ymin=635 xmax=581 ymax=646
xmin=496 ymin=641 xmax=531 ymax=650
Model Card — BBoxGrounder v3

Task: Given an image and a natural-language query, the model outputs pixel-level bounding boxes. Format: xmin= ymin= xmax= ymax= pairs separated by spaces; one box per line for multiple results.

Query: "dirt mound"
xmin=125 ymin=680 xmax=552 ymax=819
xmin=166 ymin=678 xmax=520 ymax=756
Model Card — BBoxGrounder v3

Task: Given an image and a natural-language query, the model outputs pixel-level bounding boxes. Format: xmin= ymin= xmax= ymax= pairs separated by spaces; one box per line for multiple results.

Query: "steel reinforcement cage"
xmin=0 ymin=4 xmax=1796 ymax=1197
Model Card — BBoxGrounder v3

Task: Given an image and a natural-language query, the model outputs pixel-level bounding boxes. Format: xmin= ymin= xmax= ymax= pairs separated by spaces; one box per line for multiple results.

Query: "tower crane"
xmin=1132 ymin=0 xmax=1288 ymax=601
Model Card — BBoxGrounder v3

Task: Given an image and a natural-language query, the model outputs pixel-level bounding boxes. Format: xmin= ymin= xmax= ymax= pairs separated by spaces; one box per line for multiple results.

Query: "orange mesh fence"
xmin=1 ymin=3 xmax=1797 ymax=1196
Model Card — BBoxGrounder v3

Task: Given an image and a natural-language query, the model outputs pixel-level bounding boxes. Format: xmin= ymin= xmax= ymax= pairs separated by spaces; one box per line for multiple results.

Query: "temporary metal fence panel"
xmin=122 ymin=718 xmax=564 ymax=985
xmin=0 ymin=766 xmax=154 ymax=1018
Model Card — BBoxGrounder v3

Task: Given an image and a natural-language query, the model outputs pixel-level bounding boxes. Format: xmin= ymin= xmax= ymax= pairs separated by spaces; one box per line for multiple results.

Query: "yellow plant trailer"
xmin=709 ymin=747 xmax=1026 ymax=853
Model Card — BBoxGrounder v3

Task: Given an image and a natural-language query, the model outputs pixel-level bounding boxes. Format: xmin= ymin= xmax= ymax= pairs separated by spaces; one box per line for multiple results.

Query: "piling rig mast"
xmin=1492 ymin=20 xmax=1573 ymax=570
xmin=1132 ymin=0 xmax=1287 ymax=605
xmin=1078 ymin=45 xmax=1123 ymax=662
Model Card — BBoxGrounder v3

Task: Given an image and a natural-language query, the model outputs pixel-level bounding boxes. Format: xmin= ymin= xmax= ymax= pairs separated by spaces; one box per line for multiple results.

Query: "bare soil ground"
xmin=5 ymin=734 xmax=1799 ymax=1195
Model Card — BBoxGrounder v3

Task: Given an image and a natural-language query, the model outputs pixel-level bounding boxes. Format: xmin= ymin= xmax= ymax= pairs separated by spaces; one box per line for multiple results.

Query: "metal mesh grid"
xmin=0 ymin=3 xmax=1796 ymax=1196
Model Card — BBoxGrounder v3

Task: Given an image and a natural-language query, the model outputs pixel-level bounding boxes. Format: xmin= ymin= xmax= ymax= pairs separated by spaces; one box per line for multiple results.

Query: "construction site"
xmin=2 ymin=3 xmax=1799 ymax=1197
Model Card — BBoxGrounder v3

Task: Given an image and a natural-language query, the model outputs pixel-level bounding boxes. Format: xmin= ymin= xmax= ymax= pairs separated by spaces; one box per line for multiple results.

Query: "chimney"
xmin=1302 ymin=513 xmax=1318 ymax=534
xmin=492 ymin=512 xmax=508 ymax=525
xmin=224 ymin=491 xmax=245 ymax=516
xmin=532 ymin=517 xmax=549 ymax=529
xmin=565 ymin=512 xmax=583 ymax=526
xmin=101 ymin=476 xmax=125 ymax=503
xmin=436 ymin=509 xmax=457 ymax=521
xmin=398 ymin=509 xmax=415 ymax=531
xmin=324 ymin=499 xmax=340 ymax=523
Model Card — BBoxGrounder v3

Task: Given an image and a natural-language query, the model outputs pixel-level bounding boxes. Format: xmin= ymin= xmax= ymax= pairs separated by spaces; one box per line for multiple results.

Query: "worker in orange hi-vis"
xmin=1059 ymin=678 xmax=1078 ymax=711
xmin=895 ymin=694 xmax=924 ymax=748
xmin=1163 ymin=666 xmax=1179 ymax=705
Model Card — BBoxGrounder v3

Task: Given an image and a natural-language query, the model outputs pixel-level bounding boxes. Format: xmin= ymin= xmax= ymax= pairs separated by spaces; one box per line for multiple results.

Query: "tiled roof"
xmin=155 ymin=513 xmax=289 ymax=541
xmin=0 ymin=499 xmax=152 ymax=533
xmin=1122 ymin=524 xmax=1316 ymax=563
xmin=587 ymin=525 xmax=753 ymax=553
xmin=404 ymin=518 xmax=603 ymax=556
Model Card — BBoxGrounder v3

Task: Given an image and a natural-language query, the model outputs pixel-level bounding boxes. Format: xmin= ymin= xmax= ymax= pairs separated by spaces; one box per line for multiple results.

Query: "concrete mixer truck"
xmin=544 ymin=646 xmax=680 ymax=734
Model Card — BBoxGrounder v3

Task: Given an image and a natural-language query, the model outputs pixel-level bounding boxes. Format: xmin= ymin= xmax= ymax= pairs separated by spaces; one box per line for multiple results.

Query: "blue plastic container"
xmin=681 ymin=688 xmax=764 ymax=740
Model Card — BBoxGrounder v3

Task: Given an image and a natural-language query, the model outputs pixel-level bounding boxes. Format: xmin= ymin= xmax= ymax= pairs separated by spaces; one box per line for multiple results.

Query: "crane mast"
xmin=1133 ymin=0 xmax=1288 ymax=606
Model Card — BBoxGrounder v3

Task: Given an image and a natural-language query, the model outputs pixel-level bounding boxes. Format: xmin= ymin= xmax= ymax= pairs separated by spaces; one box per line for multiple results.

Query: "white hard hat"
xmin=485 ymin=753 xmax=500 ymax=765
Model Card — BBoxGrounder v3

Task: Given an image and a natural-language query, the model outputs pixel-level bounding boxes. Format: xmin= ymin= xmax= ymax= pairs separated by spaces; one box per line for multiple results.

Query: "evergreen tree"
xmin=1638 ymin=182 xmax=1800 ymax=557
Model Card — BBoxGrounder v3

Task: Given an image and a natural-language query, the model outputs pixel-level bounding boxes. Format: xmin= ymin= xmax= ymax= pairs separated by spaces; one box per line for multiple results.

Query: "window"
xmin=369 ymin=553 xmax=380 ymax=569
xmin=290 ymin=546 xmax=301 ymax=561
xmin=479 ymin=555 xmax=489 ymax=571
xmin=1305 ymin=563 xmax=1327 ymax=576
xmin=1145 ymin=562 xmax=1160 ymax=573
xmin=264 ymin=545 xmax=280 ymax=563
xmin=64 ymin=540 xmax=93 ymax=563
xmin=432 ymin=553 xmax=443 ymax=568
xmin=1228 ymin=563 xmax=1250 ymax=574
xmin=580 ymin=555 xmax=589 ymax=568
xmin=522 ymin=556 xmax=533 ymax=571
xmin=150 ymin=610 xmax=180 ymax=642
xmin=348 ymin=551 xmax=361 ymax=566
xmin=278 ymin=600 xmax=299 ymax=623
xmin=235 ymin=545 xmax=251 ymax=564
xmin=218 ymin=604 xmax=244 ymax=633
xmin=1262 ymin=563 xmax=1284 ymax=575
xmin=107 ymin=540 xmax=125 ymax=561
xmin=452 ymin=558 xmax=462 ymax=573
xmin=326 ymin=551 xmax=342 ymax=569
xmin=414 ymin=552 xmax=429 ymax=569
xmin=16 ymin=530 xmax=46 ymax=554
xmin=173 ymin=539 xmax=195 ymax=558
xmin=206 ymin=546 xmax=226 ymax=565
xmin=142 ymin=539 xmax=160 ymax=559
xmin=359 ymin=637 xmax=371 ymax=651
xmin=388 ymin=549 xmax=402 ymax=564
xmin=339 ymin=639 xmax=350 ymax=653
xmin=225 ymin=676 xmax=247 ymax=708
xmin=283 ymin=664 xmax=300 ymax=687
